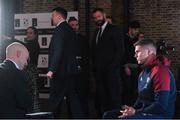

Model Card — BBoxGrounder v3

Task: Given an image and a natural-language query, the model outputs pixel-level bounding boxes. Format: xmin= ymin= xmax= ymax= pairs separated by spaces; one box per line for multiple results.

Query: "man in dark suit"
xmin=0 ymin=42 xmax=32 ymax=118
xmin=91 ymin=8 xmax=125 ymax=117
xmin=122 ymin=21 xmax=141 ymax=106
xmin=68 ymin=16 xmax=90 ymax=118
xmin=47 ymin=7 xmax=83 ymax=118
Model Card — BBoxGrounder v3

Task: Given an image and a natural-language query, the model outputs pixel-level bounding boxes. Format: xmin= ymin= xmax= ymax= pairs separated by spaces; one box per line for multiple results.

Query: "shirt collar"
xmin=56 ymin=20 xmax=65 ymax=27
xmin=101 ymin=21 xmax=108 ymax=30
xmin=6 ymin=59 xmax=20 ymax=70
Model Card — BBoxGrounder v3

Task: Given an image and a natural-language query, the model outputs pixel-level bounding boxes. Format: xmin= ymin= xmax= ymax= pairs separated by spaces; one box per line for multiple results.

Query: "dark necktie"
xmin=96 ymin=27 xmax=102 ymax=44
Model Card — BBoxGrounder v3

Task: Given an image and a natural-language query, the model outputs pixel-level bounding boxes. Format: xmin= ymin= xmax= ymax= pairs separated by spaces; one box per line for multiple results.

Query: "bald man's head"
xmin=6 ymin=42 xmax=29 ymax=70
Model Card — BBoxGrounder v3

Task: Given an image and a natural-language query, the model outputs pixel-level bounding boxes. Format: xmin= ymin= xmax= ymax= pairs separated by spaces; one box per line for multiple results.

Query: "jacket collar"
xmin=142 ymin=54 xmax=171 ymax=69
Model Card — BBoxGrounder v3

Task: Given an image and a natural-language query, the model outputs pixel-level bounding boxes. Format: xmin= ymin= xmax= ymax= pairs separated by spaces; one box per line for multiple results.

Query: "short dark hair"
xmin=26 ymin=26 xmax=38 ymax=39
xmin=92 ymin=8 xmax=104 ymax=14
xmin=52 ymin=7 xmax=67 ymax=19
xmin=27 ymin=26 xmax=38 ymax=34
xmin=134 ymin=39 xmax=156 ymax=49
xmin=68 ymin=16 xmax=78 ymax=23
xmin=129 ymin=20 xmax=140 ymax=28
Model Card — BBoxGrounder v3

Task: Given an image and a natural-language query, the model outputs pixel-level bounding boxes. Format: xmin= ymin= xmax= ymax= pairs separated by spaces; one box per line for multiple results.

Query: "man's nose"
xmin=134 ymin=54 xmax=137 ymax=58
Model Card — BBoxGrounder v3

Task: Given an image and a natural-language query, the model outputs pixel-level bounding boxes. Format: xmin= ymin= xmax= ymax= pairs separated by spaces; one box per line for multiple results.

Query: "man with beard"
xmin=0 ymin=42 xmax=32 ymax=118
xmin=91 ymin=8 xmax=125 ymax=117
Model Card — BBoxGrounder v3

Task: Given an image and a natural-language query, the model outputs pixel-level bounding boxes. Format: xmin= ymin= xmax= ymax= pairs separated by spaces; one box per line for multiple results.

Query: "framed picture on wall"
xmin=32 ymin=18 xmax=37 ymax=26
xmin=38 ymin=73 xmax=50 ymax=94
xmin=39 ymin=74 xmax=50 ymax=88
xmin=37 ymin=54 xmax=49 ymax=68
xmin=15 ymin=19 xmax=20 ymax=27
xmin=38 ymin=35 xmax=52 ymax=49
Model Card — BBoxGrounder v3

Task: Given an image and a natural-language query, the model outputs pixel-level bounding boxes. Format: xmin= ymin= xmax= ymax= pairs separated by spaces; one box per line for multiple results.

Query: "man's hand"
xmin=47 ymin=71 xmax=54 ymax=79
xmin=118 ymin=105 xmax=135 ymax=118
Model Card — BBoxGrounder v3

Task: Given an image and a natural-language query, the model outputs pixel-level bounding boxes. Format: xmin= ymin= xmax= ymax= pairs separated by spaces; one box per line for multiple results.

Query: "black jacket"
xmin=92 ymin=23 xmax=124 ymax=71
xmin=48 ymin=21 xmax=79 ymax=109
xmin=24 ymin=39 xmax=40 ymax=66
xmin=123 ymin=33 xmax=138 ymax=64
xmin=91 ymin=23 xmax=124 ymax=112
xmin=0 ymin=60 xmax=32 ymax=118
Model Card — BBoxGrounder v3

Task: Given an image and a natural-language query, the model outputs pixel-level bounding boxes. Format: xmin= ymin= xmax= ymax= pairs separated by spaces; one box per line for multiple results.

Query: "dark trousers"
xmin=53 ymin=93 xmax=84 ymax=119
xmin=103 ymin=109 xmax=122 ymax=118
xmin=77 ymin=72 xmax=89 ymax=118
xmin=122 ymin=67 xmax=140 ymax=105
xmin=103 ymin=109 xmax=164 ymax=119
xmin=94 ymin=67 xmax=122 ymax=118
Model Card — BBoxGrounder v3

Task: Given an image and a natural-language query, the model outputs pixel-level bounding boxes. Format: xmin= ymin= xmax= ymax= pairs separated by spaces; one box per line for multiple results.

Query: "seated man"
xmin=0 ymin=42 xmax=32 ymax=118
xmin=103 ymin=39 xmax=176 ymax=119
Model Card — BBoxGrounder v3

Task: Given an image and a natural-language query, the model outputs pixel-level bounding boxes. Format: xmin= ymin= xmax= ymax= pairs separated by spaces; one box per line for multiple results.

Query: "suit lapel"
xmin=97 ymin=23 xmax=110 ymax=45
xmin=93 ymin=23 xmax=110 ymax=46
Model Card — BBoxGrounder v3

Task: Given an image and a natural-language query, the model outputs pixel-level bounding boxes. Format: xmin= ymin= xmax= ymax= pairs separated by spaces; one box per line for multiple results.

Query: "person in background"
xmin=0 ymin=42 xmax=32 ymax=118
xmin=47 ymin=7 xmax=83 ymax=118
xmin=106 ymin=15 xmax=113 ymax=24
xmin=122 ymin=20 xmax=141 ymax=106
xmin=25 ymin=26 xmax=40 ymax=66
xmin=103 ymin=39 xmax=176 ymax=119
xmin=91 ymin=8 xmax=124 ymax=117
xmin=138 ymin=32 xmax=145 ymax=41
xmin=68 ymin=16 xmax=90 ymax=118
xmin=24 ymin=26 xmax=40 ymax=113
xmin=0 ymin=27 xmax=40 ymax=113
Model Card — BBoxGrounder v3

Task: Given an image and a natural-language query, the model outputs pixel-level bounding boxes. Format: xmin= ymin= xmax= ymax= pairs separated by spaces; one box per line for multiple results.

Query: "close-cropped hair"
xmin=6 ymin=42 xmax=25 ymax=55
xmin=92 ymin=8 xmax=104 ymax=14
xmin=52 ymin=7 xmax=67 ymax=19
xmin=134 ymin=39 xmax=157 ymax=50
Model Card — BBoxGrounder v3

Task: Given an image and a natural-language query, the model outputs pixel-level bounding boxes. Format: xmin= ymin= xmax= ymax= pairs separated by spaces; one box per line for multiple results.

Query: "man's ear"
xmin=16 ymin=50 xmax=21 ymax=58
xmin=148 ymin=48 xmax=153 ymax=55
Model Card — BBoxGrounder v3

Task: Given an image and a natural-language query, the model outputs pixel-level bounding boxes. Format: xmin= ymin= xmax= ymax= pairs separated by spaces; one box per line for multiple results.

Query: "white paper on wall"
xmin=14 ymin=13 xmax=53 ymax=29
xmin=14 ymin=12 xmax=78 ymax=30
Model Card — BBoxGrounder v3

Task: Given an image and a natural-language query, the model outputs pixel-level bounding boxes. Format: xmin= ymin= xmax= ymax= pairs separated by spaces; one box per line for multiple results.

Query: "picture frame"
xmin=37 ymin=54 xmax=49 ymax=68
xmin=38 ymin=35 xmax=52 ymax=49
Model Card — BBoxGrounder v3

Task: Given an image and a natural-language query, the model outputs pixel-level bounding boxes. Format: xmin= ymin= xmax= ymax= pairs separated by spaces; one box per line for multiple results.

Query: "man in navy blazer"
xmin=0 ymin=42 xmax=32 ymax=118
xmin=91 ymin=8 xmax=125 ymax=117
xmin=47 ymin=7 xmax=83 ymax=118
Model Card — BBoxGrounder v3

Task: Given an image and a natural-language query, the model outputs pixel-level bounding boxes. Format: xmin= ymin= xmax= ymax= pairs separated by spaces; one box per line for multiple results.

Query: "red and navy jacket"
xmin=134 ymin=54 xmax=176 ymax=118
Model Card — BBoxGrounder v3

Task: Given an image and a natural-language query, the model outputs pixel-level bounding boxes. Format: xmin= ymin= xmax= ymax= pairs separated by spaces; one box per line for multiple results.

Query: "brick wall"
xmin=23 ymin=0 xmax=74 ymax=13
xmin=22 ymin=0 xmax=179 ymax=79
xmin=22 ymin=0 xmax=112 ymax=36
xmin=129 ymin=0 xmax=180 ymax=78
xmin=21 ymin=0 xmax=180 ymax=116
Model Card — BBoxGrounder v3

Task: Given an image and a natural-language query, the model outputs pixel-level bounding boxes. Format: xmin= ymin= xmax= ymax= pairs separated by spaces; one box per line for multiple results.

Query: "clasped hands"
xmin=118 ymin=105 xmax=136 ymax=118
